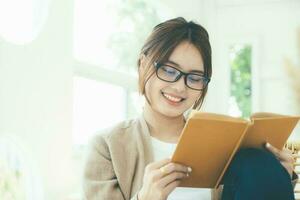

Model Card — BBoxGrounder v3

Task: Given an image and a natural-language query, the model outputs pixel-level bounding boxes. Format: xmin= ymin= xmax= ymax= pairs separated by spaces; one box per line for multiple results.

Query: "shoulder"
xmin=89 ymin=118 xmax=140 ymax=153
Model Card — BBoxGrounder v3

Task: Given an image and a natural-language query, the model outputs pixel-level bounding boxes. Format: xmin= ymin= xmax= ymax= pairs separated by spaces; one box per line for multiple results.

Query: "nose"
xmin=170 ymin=75 xmax=186 ymax=92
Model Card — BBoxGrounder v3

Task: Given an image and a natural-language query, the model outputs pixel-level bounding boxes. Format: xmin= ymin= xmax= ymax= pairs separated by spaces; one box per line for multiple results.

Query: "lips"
xmin=161 ymin=92 xmax=185 ymax=103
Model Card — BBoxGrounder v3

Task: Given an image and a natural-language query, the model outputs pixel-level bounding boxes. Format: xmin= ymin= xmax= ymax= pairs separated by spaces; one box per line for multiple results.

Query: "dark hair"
xmin=137 ymin=17 xmax=212 ymax=110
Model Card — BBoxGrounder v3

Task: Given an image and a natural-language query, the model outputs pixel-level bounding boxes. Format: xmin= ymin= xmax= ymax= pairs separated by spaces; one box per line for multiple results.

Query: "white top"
xmin=150 ymin=136 xmax=211 ymax=200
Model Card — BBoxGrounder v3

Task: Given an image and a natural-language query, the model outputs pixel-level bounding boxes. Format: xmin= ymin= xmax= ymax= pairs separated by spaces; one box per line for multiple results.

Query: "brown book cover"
xmin=171 ymin=111 xmax=300 ymax=189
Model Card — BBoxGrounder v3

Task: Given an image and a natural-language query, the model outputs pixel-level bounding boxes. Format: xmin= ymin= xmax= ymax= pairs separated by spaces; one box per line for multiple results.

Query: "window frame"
xmin=71 ymin=61 xmax=139 ymax=156
xmin=220 ymin=36 xmax=261 ymax=115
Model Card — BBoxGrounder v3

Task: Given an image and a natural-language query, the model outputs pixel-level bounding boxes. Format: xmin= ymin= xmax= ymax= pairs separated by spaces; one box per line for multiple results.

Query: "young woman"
xmin=83 ymin=17 xmax=298 ymax=200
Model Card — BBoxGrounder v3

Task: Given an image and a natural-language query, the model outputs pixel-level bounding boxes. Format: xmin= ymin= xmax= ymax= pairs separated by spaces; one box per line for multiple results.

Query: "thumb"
xmin=265 ymin=142 xmax=280 ymax=157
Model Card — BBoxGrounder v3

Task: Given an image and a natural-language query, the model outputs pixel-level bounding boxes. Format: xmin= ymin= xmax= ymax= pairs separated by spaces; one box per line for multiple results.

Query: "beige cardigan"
xmin=83 ymin=115 xmax=297 ymax=200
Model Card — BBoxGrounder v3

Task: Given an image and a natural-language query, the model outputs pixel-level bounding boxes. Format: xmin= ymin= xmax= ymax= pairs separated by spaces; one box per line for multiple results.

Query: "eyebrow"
xmin=165 ymin=60 xmax=204 ymax=74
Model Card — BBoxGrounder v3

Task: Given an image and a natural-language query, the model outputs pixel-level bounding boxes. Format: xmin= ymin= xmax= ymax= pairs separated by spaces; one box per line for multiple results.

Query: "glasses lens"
xmin=156 ymin=65 xmax=180 ymax=82
xmin=186 ymin=74 xmax=208 ymax=90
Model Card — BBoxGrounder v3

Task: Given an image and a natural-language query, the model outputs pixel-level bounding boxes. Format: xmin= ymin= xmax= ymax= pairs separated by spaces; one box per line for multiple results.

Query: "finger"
xmin=268 ymin=146 xmax=295 ymax=162
xmin=282 ymin=148 xmax=293 ymax=154
xmin=281 ymin=161 xmax=294 ymax=172
xmin=147 ymin=158 xmax=171 ymax=171
xmin=148 ymin=162 xmax=190 ymax=182
xmin=280 ymin=150 xmax=296 ymax=163
xmin=147 ymin=168 xmax=166 ymax=182
xmin=160 ymin=162 xmax=191 ymax=175
xmin=292 ymin=154 xmax=299 ymax=159
xmin=265 ymin=142 xmax=281 ymax=157
xmin=163 ymin=180 xmax=181 ymax=196
xmin=280 ymin=161 xmax=293 ymax=178
xmin=157 ymin=171 xmax=188 ymax=188
xmin=150 ymin=162 xmax=191 ymax=182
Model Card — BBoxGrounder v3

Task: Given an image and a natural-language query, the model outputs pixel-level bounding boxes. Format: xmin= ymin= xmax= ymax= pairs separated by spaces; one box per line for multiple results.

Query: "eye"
xmin=161 ymin=65 xmax=178 ymax=76
xmin=187 ymin=74 xmax=203 ymax=83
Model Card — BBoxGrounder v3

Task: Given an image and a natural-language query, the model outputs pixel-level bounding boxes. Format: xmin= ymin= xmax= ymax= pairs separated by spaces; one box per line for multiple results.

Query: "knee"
xmin=223 ymin=148 xmax=293 ymax=190
xmin=233 ymin=148 xmax=282 ymax=174
xmin=223 ymin=148 xmax=280 ymax=184
xmin=235 ymin=148 xmax=274 ymax=163
xmin=230 ymin=148 xmax=281 ymax=173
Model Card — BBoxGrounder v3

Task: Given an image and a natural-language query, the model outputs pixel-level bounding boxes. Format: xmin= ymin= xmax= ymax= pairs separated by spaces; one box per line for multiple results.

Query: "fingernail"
xmin=188 ymin=167 xmax=192 ymax=172
xmin=186 ymin=173 xmax=189 ymax=177
xmin=266 ymin=143 xmax=271 ymax=148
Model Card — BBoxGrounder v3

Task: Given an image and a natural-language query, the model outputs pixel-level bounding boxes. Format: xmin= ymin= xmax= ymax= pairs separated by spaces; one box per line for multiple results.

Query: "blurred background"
xmin=0 ymin=0 xmax=300 ymax=199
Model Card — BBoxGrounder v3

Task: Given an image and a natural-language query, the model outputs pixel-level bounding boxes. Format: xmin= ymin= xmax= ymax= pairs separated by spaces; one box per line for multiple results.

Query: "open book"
xmin=171 ymin=111 xmax=300 ymax=189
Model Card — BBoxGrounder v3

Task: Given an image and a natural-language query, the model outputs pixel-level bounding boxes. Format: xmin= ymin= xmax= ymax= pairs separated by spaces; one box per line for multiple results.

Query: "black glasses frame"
xmin=154 ymin=62 xmax=210 ymax=91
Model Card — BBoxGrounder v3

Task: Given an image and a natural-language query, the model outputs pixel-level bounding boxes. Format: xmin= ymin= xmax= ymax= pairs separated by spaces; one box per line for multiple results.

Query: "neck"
xmin=143 ymin=103 xmax=185 ymax=143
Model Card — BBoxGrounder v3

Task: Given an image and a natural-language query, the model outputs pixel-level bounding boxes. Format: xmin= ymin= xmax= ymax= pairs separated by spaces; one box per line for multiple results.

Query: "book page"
xmin=173 ymin=112 xmax=300 ymax=188
xmin=242 ymin=116 xmax=300 ymax=149
xmin=172 ymin=118 xmax=249 ymax=188
xmin=250 ymin=112 xmax=288 ymax=119
xmin=190 ymin=111 xmax=247 ymax=123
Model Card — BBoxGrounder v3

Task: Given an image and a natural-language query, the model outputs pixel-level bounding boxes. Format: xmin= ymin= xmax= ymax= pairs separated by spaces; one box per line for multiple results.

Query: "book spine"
xmin=214 ymin=122 xmax=251 ymax=188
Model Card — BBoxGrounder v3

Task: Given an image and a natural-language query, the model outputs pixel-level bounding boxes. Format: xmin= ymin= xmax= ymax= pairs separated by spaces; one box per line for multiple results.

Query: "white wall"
xmin=158 ymin=0 xmax=300 ymax=140
xmin=0 ymin=0 xmax=75 ymax=199
xmin=198 ymin=0 xmax=300 ymax=139
xmin=200 ymin=0 xmax=300 ymax=115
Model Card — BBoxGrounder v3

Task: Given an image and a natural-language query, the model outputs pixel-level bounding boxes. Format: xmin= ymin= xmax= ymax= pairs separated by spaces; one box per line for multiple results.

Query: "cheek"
xmin=145 ymin=76 xmax=165 ymax=100
xmin=186 ymin=91 xmax=201 ymax=105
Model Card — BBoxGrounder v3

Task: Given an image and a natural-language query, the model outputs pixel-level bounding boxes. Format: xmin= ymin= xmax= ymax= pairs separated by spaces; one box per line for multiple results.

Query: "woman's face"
xmin=143 ymin=41 xmax=204 ymax=117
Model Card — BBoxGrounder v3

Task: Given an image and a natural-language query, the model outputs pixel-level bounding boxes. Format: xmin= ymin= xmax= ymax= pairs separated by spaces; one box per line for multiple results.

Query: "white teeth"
xmin=163 ymin=93 xmax=182 ymax=102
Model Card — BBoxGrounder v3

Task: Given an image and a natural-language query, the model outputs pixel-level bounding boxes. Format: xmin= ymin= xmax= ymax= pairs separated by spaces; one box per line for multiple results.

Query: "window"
xmin=72 ymin=0 xmax=171 ymax=147
xmin=73 ymin=0 xmax=170 ymax=74
xmin=228 ymin=44 xmax=252 ymax=118
xmin=72 ymin=76 xmax=127 ymax=146
xmin=0 ymin=142 xmax=26 ymax=199
xmin=127 ymin=91 xmax=144 ymax=118
xmin=0 ymin=136 xmax=43 ymax=200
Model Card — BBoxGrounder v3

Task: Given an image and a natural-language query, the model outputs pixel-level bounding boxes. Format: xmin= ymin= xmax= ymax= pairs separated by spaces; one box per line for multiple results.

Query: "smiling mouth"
xmin=161 ymin=92 xmax=185 ymax=103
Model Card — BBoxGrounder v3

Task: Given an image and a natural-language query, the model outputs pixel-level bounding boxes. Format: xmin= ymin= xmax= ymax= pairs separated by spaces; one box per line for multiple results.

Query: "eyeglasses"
xmin=154 ymin=62 xmax=210 ymax=91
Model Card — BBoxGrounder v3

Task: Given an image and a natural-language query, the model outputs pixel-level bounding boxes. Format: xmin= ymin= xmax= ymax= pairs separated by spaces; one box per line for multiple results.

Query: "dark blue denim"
xmin=221 ymin=148 xmax=295 ymax=200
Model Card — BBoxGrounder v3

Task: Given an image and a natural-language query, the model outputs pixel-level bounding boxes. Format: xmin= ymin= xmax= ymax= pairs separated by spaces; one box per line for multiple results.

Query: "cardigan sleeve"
xmin=82 ymin=135 xmax=125 ymax=200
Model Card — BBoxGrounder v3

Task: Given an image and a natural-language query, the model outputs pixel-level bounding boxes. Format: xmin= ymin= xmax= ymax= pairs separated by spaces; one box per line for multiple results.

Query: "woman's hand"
xmin=138 ymin=158 xmax=192 ymax=200
xmin=265 ymin=142 xmax=295 ymax=179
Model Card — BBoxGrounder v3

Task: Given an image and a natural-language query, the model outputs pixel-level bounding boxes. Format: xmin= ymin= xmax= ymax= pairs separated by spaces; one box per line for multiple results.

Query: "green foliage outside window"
xmin=107 ymin=0 xmax=161 ymax=73
xmin=229 ymin=45 xmax=252 ymax=118
xmin=0 ymin=158 xmax=26 ymax=200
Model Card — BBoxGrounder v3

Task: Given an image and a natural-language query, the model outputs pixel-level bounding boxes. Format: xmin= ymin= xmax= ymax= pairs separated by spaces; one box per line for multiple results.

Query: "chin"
xmin=158 ymin=106 xmax=187 ymax=118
